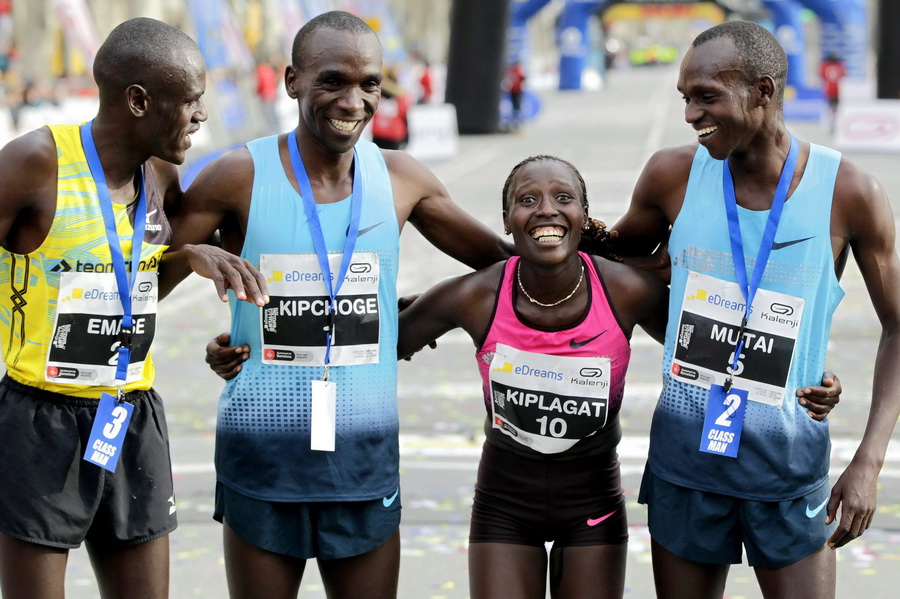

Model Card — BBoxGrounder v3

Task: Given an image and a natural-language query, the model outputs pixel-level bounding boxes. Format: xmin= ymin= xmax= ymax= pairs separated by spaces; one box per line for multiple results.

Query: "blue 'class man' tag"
xmin=699 ymin=384 xmax=748 ymax=458
xmin=83 ymin=392 xmax=133 ymax=472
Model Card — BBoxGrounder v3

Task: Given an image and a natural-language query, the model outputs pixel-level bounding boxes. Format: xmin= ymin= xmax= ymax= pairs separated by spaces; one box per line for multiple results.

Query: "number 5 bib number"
xmin=84 ymin=393 xmax=134 ymax=472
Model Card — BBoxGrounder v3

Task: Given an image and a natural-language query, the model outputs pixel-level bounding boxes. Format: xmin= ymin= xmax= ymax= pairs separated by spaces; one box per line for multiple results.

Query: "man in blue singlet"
xmin=613 ymin=21 xmax=900 ymax=599
xmin=164 ymin=11 xmax=511 ymax=599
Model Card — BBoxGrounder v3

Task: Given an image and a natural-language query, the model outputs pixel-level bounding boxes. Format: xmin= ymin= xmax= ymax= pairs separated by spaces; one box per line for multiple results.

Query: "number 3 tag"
xmin=699 ymin=384 xmax=747 ymax=458
xmin=83 ymin=393 xmax=133 ymax=472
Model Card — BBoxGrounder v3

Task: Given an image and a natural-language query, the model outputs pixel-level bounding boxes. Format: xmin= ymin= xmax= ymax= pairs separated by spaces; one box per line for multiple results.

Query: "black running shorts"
xmin=214 ymin=481 xmax=402 ymax=560
xmin=0 ymin=376 xmax=177 ymax=548
xmin=469 ymin=440 xmax=627 ymax=547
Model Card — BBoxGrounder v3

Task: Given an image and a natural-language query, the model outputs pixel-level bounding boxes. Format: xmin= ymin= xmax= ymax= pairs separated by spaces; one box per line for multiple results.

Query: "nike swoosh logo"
xmin=570 ymin=330 xmax=606 ymax=350
xmin=586 ymin=510 xmax=617 ymax=527
xmin=352 ymin=221 xmax=385 ymax=237
xmin=383 ymin=489 xmax=399 ymax=508
xmin=806 ymin=497 xmax=828 ymax=518
xmin=772 ymin=236 xmax=814 ymax=250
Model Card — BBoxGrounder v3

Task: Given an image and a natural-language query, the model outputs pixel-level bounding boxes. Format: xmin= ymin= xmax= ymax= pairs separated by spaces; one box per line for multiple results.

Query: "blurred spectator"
xmin=0 ymin=0 xmax=10 ymax=73
xmin=255 ymin=55 xmax=279 ymax=131
xmin=372 ymin=66 xmax=410 ymax=150
xmin=504 ymin=61 xmax=526 ymax=127
xmin=820 ymin=53 xmax=845 ymax=132
xmin=418 ymin=60 xmax=432 ymax=104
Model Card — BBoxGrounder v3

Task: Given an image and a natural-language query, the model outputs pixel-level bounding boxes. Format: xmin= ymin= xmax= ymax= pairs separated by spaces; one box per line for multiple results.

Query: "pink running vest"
xmin=477 ymin=253 xmax=631 ymax=422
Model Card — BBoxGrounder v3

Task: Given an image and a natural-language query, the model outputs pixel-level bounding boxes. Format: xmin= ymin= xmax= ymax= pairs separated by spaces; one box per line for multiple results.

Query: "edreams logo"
xmin=492 ymin=360 xmax=563 ymax=381
xmin=686 ymin=288 xmax=751 ymax=315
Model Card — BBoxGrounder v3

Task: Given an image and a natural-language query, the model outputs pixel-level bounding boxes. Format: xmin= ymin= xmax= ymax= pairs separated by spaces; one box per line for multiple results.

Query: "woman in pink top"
xmin=398 ymin=155 xmax=668 ymax=598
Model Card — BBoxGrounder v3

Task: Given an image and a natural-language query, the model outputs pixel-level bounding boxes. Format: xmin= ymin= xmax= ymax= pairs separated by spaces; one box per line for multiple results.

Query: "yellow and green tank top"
xmin=0 ymin=124 xmax=172 ymax=397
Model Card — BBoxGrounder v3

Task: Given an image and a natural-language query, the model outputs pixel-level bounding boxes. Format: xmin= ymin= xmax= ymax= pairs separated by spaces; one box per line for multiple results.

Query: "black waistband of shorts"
xmin=0 ymin=374 xmax=156 ymax=407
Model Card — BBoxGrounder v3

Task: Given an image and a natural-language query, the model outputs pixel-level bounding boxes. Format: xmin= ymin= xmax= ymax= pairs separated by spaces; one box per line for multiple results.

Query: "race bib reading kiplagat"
xmin=488 ymin=343 xmax=610 ymax=454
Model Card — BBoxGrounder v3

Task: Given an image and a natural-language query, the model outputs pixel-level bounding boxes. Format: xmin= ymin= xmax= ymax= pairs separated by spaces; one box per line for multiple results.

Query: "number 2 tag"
xmin=84 ymin=393 xmax=133 ymax=472
xmin=699 ymin=384 xmax=747 ymax=458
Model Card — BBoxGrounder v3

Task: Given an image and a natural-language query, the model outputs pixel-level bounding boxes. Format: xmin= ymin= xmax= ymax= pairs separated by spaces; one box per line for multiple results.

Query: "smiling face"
xmin=145 ymin=48 xmax=208 ymax=165
xmin=288 ymin=27 xmax=382 ymax=155
xmin=677 ymin=37 xmax=767 ymax=161
xmin=502 ymin=159 xmax=588 ymax=266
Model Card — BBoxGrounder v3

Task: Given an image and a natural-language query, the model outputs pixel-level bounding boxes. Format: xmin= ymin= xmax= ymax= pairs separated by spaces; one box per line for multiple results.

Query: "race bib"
xmin=488 ymin=343 xmax=610 ymax=454
xmin=671 ymin=271 xmax=804 ymax=407
xmin=47 ymin=271 xmax=157 ymax=386
xmin=260 ymin=252 xmax=380 ymax=366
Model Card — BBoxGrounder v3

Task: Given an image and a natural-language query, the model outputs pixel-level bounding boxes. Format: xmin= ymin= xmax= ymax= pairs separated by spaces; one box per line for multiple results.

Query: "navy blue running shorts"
xmin=213 ymin=481 xmax=401 ymax=560
xmin=639 ymin=468 xmax=836 ymax=569
xmin=469 ymin=440 xmax=627 ymax=547
xmin=0 ymin=376 xmax=177 ymax=548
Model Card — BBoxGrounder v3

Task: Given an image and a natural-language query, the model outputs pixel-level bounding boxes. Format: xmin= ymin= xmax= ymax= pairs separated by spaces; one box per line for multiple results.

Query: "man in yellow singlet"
xmin=0 ymin=17 xmax=265 ymax=599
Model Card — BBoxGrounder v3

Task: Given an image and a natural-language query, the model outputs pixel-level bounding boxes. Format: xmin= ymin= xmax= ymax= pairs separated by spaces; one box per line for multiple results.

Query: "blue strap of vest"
xmin=287 ymin=129 xmax=362 ymax=367
xmin=80 ymin=121 xmax=148 ymax=386
xmin=722 ymin=134 xmax=798 ymax=383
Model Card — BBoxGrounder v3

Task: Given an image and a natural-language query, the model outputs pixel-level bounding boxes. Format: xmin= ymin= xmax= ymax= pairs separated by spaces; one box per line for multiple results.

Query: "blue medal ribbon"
xmin=286 ymin=129 xmax=362 ymax=373
xmin=79 ymin=121 xmax=147 ymax=389
xmin=721 ymin=134 xmax=798 ymax=390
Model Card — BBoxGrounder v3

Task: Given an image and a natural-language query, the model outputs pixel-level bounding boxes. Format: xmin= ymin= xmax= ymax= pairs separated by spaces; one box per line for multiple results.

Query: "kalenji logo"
xmin=349 ymin=263 xmax=371 ymax=274
xmin=579 ymin=367 xmax=604 ymax=378
xmin=770 ymin=303 xmax=794 ymax=316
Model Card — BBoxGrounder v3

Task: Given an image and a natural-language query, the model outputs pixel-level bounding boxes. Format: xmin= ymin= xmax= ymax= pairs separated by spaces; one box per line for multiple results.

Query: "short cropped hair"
xmin=693 ymin=20 xmax=788 ymax=105
xmin=291 ymin=11 xmax=377 ymax=68
xmin=93 ymin=17 xmax=199 ymax=98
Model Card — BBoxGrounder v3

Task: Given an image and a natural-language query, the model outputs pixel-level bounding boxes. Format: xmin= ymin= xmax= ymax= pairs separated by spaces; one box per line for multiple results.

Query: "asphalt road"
xmin=62 ymin=64 xmax=900 ymax=598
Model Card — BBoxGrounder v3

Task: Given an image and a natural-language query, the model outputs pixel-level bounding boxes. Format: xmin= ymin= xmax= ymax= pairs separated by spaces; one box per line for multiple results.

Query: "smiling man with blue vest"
xmin=164 ymin=11 xmax=512 ymax=599
xmin=613 ymin=21 xmax=900 ymax=599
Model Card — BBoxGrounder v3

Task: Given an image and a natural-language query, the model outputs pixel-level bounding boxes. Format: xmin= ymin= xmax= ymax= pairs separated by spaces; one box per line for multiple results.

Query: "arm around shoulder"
xmin=398 ymin=266 xmax=499 ymax=359
xmin=384 ymin=150 xmax=513 ymax=270
xmin=596 ymin=257 xmax=669 ymax=344
xmin=160 ymin=148 xmax=266 ymax=304
xmin=611 ymin=145 xmax=695 ymax=258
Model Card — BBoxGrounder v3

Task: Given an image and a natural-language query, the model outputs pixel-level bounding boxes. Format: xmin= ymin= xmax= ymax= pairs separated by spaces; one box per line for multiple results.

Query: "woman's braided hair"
xmin=501 ymin=155 xmax=619 ymax=261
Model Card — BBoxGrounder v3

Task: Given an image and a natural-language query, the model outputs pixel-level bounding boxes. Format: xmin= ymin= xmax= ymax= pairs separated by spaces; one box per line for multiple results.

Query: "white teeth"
xmin=697 ymin=126 xmax=718 ymax=138
xmin=530 ymin=226 xmax=565 ymax=242
xmin=330 ymin=119 xmax=358 ymax=132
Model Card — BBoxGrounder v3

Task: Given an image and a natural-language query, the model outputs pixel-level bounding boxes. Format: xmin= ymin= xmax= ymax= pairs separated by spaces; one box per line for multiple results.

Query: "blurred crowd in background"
xmin=0 ymin=1 xmax=885 ymax=156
